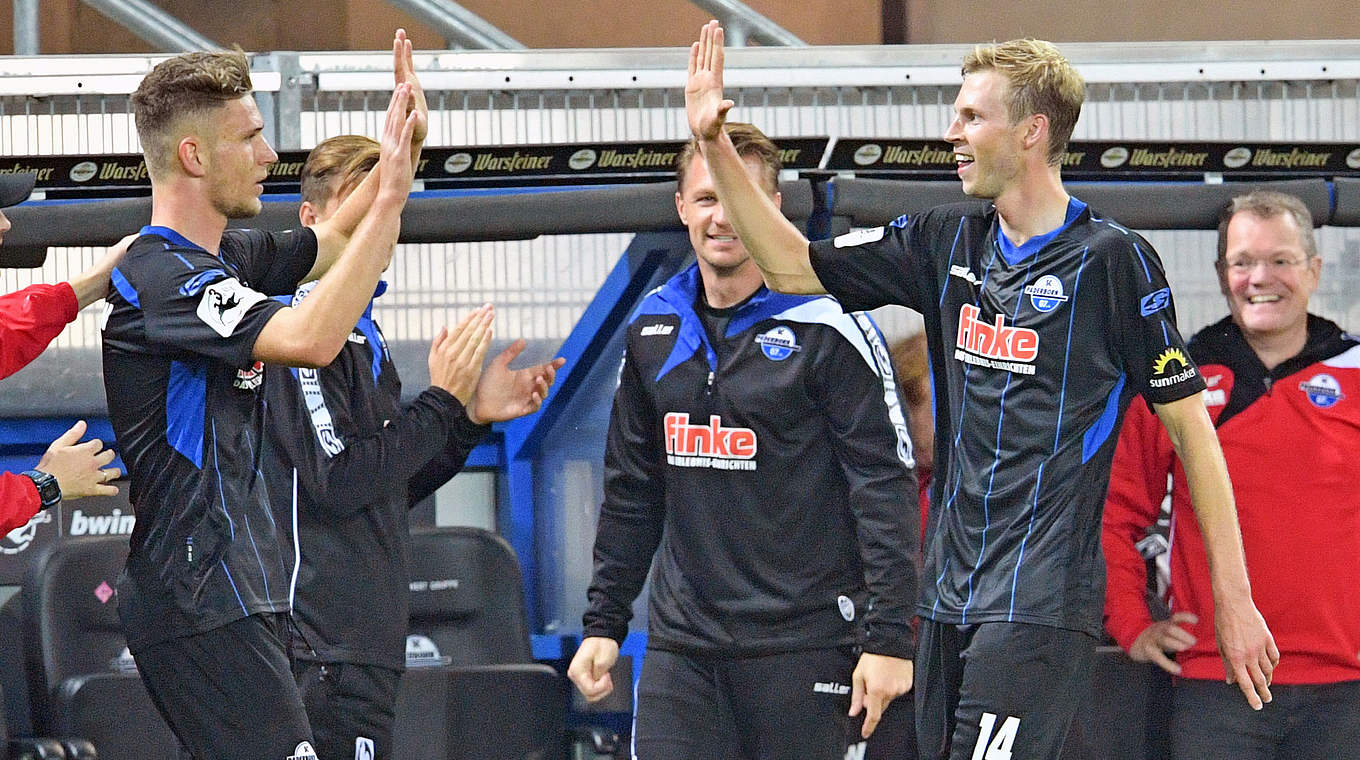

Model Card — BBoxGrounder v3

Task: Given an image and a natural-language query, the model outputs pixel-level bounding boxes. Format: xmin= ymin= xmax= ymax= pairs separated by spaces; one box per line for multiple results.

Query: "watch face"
xmin=24 ymin=470 xmax=60 ymax=508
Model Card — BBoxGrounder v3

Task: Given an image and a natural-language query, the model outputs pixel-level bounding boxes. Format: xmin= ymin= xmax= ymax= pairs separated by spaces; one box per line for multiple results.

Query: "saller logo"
xmin=954 ymin=303 xmax=1038 ymax=375
xmin=664 ymin=412 xmax=757 ymax=471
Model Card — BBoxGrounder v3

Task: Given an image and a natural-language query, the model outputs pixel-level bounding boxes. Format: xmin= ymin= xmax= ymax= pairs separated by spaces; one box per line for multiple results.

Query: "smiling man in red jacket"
xmin=1104 ymin=190 xmax=1360 ymax=759
xmin=0 ymin=171 xmax=125 ymax=534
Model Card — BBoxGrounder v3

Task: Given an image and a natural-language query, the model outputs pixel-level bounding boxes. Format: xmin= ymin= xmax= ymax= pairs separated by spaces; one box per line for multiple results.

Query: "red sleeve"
xmin=0 ymin=282 xmax=79 ymax=380
xmin=1102 ymin=395 xmax=1175 ymax=651
xmin=0 ymin=472 xmax=40 ymax=535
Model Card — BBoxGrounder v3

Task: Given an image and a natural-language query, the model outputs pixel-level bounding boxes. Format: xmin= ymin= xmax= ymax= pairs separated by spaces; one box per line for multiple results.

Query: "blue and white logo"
xmin=1140 ymin=287 xmax=1171 ymax=317
xmin=754 ymin=326 xmax=801 ymax=361
xmin=1024 ymin=274 xmax=1068 ymax=313
xmin=1299 ymin=373 xmax=1344 ymax=408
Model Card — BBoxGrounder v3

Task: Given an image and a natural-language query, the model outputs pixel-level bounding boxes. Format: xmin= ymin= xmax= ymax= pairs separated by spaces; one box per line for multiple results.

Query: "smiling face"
xmin=1219 ymin=210 xmax=1319 ymax=343
xmin=944 ymin=70 xmax=1028 ymax=199
xmin=203 ymin=95 xmax=277 ymax=219
xmin=675 ymin=151 xmax=779 ymax=277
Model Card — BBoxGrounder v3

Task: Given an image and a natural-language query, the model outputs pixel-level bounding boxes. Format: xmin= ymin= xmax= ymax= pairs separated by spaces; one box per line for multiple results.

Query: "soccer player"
xmin=101 ymin=33 xmax=424 ymax=759
xmin=270 ymin=134 xmax=563 ymax=760
xmin=1104 ymin=190 xmax=1360 ymax=758
xmin=567 ymin=121 xmax=918 ymax=760
xmin=685 ymin=21 xmax=1276 ymax=760
xmin=0 ymin=171 xmax=126 ymax=533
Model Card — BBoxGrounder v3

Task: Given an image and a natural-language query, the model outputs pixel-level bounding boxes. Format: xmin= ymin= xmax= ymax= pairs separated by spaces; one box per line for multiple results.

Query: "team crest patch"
xmin=1023 ymin=274 xmax=1068 ymax=313
xmin=1299 ymin=373 xmax=1344 ymax=408
xmin=196 ymin=278 xmax=265 ymax=337
xmin=286 ymin=741 xmax=318 ymax=760
xmin=234 ymin=361 xmax=265 ymax=391
xmin=754 ymin=326 xmax=801 ymax=361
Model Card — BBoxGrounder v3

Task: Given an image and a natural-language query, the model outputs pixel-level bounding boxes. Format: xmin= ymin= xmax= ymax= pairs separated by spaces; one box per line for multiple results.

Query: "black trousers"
xmin=134 ymin=612 xmax=315 ymax=760
xmin=632 ymin=646 xmax=868 ymax=760
xmin=293 ymin=660 xmax=401 ymax=760
xmin=1171 ymin=678 xmax=1360 ymax=760
xmin=915 ymin=620 xmax=1096 ymax=760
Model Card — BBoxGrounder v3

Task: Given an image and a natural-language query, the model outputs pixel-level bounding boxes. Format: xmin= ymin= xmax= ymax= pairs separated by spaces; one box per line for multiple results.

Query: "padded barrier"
xmin=1332 ymin=177 xmax=1360 ymax=226
xmin=0 ymin=180 xmax=814 ymax=266
xmin=827 ymin=177 xmax=1333 ymax=230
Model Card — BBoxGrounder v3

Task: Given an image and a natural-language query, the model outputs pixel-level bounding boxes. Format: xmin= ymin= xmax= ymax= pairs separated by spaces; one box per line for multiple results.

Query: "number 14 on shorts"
xmin=971 ymin=712 xmax=1020 ymax=760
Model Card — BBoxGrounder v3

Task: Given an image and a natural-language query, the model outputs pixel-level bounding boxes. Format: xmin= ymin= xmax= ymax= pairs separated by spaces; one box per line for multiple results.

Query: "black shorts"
xmin=1171 ymin=678 xmax=1360 ymax=760
xmin=915 ymin=620 xmax=1096 ymax=760
xmin=133 ymin=612 xmax=315 ymax=760
xmin=294 ymin=660 xmax=401 ymax=760
xmin=633 ymin=647 xmax=864 ymax=760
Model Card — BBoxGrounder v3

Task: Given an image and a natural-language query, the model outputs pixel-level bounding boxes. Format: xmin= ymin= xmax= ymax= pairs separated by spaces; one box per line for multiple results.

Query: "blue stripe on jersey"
xmin=210 ymin=419 xmax=237 ymax=541
xmin=110 ymin=267 xmax=140 ymax=308
xmin=141 ymin=225 xmax=206 ymax=253
xmin=178 ymin=269 xmax=227 ymax=297
xmin=166 ymin=360 xmax=206 ymax=468
xmin=939 ymin=218 xmax=968 ymax=309
xmin=356 ymin=315 xmax=385 ymax=384
xmin=219 ymin=559 xmax=249 ymax=615
xmin=1082 ymin=373 xmax=1127 ymax=463
xmin=1008 ymin=245 xmax=1089 ymax=618
xmin=1132 ymin=241 xmax=1154 ymax=282
xmin=240 ymin=511 xmax=272 ymax=603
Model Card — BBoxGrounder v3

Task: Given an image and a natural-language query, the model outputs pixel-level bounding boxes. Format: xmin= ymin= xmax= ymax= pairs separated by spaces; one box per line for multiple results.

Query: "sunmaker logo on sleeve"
xmin=663 ymin=412 xmax=757 ymax=471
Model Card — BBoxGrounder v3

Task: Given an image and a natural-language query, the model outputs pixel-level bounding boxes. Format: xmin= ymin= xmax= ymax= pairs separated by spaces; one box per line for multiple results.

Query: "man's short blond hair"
xmin=131 ymin=49 xmax=253 ymax=179
xmin=300 ymin=135 xmax=380 ymax=212
xmin=962 ymin=40 xmax=1085 ymax=165
xmin=676 ymin=122 xmax=781 ymax=195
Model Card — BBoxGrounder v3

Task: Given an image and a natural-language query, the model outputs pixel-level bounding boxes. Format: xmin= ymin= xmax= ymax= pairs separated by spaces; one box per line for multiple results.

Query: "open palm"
xmin=686 ymin=21 xmax=735 ymax=141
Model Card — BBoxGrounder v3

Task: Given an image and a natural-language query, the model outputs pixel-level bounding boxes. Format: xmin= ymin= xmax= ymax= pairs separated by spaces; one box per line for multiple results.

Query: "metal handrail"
xmin=80 ymin=0 xmax=219 ymax=52
xmin=382 ymin=0 xmax=524 ymax=49
xmin=689 ymin=0 xmax=805 ymax=47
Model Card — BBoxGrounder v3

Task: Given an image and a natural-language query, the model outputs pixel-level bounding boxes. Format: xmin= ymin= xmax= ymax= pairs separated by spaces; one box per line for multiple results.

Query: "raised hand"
xmin=686 ymin=20 xmax=736 ymax=142
xmin=428 ymin=304 xmax=494 ymax=406
xmin=35 ymin=420 xmax=120 ymax=500
xmin=393 ymin=28 xmax=428 ymax=153
xmin=468 ymin=340 xmax=566 ymax=425
xmin=376 ymin=82 xmax=420 ymax=204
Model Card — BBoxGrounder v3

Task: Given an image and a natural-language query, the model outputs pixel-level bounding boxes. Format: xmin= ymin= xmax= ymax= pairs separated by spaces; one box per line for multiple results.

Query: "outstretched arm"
xmin=687 ymin=21 xmax=823 ymax=294
xmin=1153 ymin=394 xmax=1278 ymax=709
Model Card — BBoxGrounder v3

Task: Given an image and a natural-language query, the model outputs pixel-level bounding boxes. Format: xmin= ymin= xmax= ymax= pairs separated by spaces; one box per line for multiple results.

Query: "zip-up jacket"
xmin=264 ymin=282 xmax=489 ymax=671
xmin=583 ymin=264 xmax=919 ymax=659
xmin=0 ymin=283 xmax=78 ymax=534
xmin=1104 ymin=315 xmax=1360 ymax=684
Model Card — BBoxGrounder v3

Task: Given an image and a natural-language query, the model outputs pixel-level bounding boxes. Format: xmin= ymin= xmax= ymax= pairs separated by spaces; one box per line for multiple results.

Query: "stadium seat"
xmin=392 ymin=527 xmax=567 ymax=760
xmin=21 ymin=538 xmax=178 ymax=760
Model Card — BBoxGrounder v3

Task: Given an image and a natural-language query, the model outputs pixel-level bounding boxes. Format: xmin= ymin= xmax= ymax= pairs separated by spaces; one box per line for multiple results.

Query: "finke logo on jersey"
xmin=196 ymin=278 xmax=265 ymax=337
xmin=640 ymin=323 xmax=674 ymax=337
xmin=1150 ymin=347 xmax=1197 ymax=388
xmin=234 ymin=360 xmax=265 ymax=391
xmin=1299 ymin=373 xmax=1344 ymax=408
xmin=833 ymin=226 xmax=885 ymax=248
xmin=813 ymin=681 xmax=851 ymax=695
xmin=664 ymin=412 xmax=757 ymax=470
xmin=286 ymin=742 xmax=318 ymax=760
xmin=954 ymin=303 xmax=1039 ymax=375
xmin=950 ymin=264 xmax=982 ymax=287
xmin=1024 ymin=274 xmax=1068 ymax=313
xmin=1 ymin=510 xmax=52 ymax=555
xmin=755 ymin=326 xmax=801 ymax=361
xmin=1140 ymin=287 xmax=1171 ymax=317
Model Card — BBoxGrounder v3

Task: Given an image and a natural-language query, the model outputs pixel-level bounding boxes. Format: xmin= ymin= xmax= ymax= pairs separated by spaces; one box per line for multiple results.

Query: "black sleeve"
xmin=407 ymin=406 xmax=490 ymax=506
xmin=809 ymin=312 xmax=920 ymax=659
xmin=1105 ymin=234 xmax=1207 ymax=405
xmin=807 ymin=214 xmax=935 ymax=313
xmin=129 ymin=247 xmax=285 ymax=368
xmin=220 ymin=228 xmax=318 ymax=296
xmin=581 ymin=346 xmax=666 ymax=643
xmin=267 ymin=353 xmax=463 ymax=519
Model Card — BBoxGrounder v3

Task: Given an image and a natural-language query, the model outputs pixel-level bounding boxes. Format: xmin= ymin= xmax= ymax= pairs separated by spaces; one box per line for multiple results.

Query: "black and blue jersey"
xmin=583 ymin=263 xmax=919 ymax=659
xmin=808 ymin=199 xmax=1205 ymax=637
xmin=102 ymin=225 xmax=316 ymax=651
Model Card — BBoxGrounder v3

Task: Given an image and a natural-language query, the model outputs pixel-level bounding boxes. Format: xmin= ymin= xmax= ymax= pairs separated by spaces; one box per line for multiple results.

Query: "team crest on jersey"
xmin=1150 ymin=348 xmax=1197 ymax=388
xmin=1023 ymin=274 xmax=1068 ymax=313
xmin=233 ymin=361 xmax=265 ymax=391
xmin=754 ymin=326 xmax=801 ymax=361
xmin=196 ymin=278 xmax=265 ymax=337
xmin=954 ymin=303 xmax=1038 ymax=375
xmin=663 ymin=412 xmax=757 ymax=471
xmin=1299 ymin=373 xmax=1344 ymax=408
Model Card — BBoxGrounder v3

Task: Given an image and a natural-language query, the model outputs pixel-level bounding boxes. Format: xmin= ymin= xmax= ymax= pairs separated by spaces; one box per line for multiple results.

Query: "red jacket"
xmin=0 ymin=282 xmax=78 ymax=534
xmin=1104 ymin=315 xmax=1360 ymax=684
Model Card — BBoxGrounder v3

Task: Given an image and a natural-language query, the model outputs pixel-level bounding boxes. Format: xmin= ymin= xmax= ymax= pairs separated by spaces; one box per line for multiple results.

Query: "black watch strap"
xmin=21 ymin=469 xmax=61 ymax=509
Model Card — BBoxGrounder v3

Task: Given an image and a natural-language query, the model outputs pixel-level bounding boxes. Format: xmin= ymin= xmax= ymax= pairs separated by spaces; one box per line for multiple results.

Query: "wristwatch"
xmin=21 ymin=470 xmax=61 ymax=510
